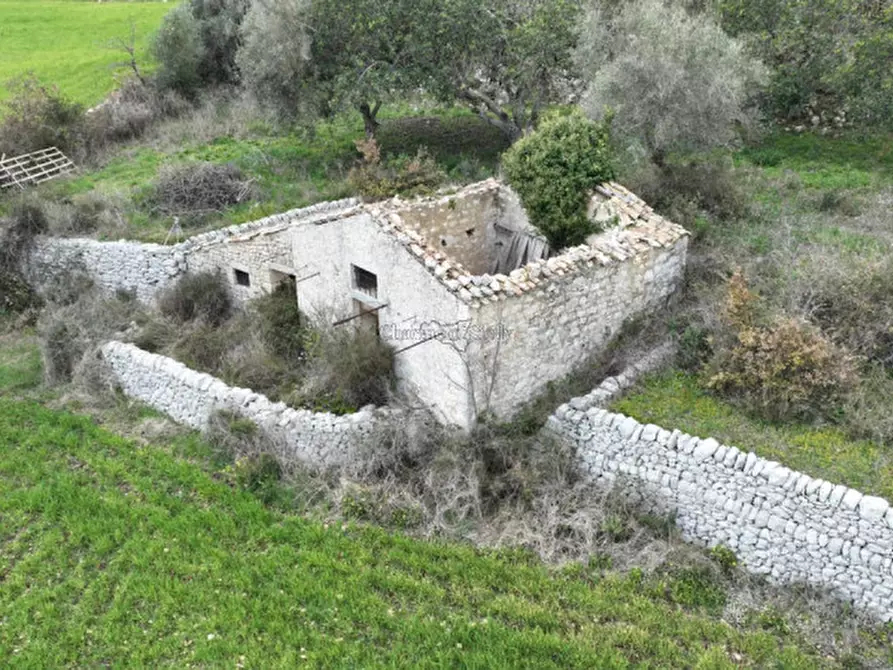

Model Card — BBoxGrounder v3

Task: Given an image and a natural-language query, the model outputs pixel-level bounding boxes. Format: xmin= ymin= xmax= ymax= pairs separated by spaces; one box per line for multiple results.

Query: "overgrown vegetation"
xmin=501 ymin=111 xmax=614 ymax=250
xmin=720 ymin=0 xmax=893 ymax=127
xmin=706 ymin=270 xmax=856 ymax=423
xmin=0 ymin=75 xmax=84 ymax=157
xmin=158 ymin=271 xmax=233 ymax=327
xmin=348 ymin=139 xmax=446 ymax=199
xmin=2 ymin=329 xmax=892 ymax=667
xmin=6 ymin=2 xmax=893 ymax=665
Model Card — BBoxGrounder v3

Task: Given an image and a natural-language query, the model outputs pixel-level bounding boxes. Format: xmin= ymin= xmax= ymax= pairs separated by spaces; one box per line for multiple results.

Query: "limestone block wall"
xmin=546 ymin=375 xmax=893 ymax=623
xmin=469 ymin=234 xmax=688 ymax=420
xmin=24 ymin=198 xmax=359 ymax=305
xmin=390 ymin=181 xmax=504 ymax=275
xmin=100 ymin=341 xmax=415 ymax=469
xmin=26 ymin=238 xmax=182 ymax=303
xmin=290 ymin=212 xmax=477 ymax=428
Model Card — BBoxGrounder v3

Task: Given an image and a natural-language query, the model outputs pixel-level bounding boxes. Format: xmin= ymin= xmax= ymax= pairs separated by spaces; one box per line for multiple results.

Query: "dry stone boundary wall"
xmin=25 ymin=198 xmax=359 ymax=303
xmin=546 ymin=358 xmax=893 ymax=622
xmin=101 ymin=341 xmax=417 ymax=469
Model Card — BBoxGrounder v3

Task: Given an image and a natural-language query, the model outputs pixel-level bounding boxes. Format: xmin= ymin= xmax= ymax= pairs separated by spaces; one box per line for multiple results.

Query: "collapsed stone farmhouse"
xmin=27 ymin=178 xmax=688 ymax=430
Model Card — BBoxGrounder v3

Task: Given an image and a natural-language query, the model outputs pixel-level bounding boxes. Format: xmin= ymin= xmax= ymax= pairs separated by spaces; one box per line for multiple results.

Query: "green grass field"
xmin=37 ymin=106 xmax=508 ymax=241
xmin=3 ymin=332 xmax=890 ymax=667
xmin=0 ymin=0 xmax=171 ymax=105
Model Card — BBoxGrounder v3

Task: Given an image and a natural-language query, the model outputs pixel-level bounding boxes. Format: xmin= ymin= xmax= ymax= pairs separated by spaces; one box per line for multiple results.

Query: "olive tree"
xmin=154 ymin=0 xmax=250 ymax=96
xmin=153 ymin=5 xmax=204 ymax=97
xmin=438 ymin=0 xmax=584 ymax=142
xmin=239 ymin=0 xmax=443 ymax=136
xmin=236 ymin=0 xmax=314 ymax=118
xmin=237 ymin=0 xmax=583 ymax=141
xmin=575 ymin=0 xmax=766 ymax=166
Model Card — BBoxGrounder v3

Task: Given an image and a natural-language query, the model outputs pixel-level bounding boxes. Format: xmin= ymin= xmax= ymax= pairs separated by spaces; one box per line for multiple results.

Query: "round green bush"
xmin=501 ymin=110 xmax=615 ymax=251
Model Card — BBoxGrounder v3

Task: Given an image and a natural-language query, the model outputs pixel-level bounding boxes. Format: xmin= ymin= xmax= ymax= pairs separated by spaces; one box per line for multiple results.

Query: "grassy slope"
xmin=0 ymin=338 xmax=858 ymax=668
xmin=38 ymin=107 xmax=509 ymax=242
xmin=612 ymin=371 xmax=893 ymax=502
xmin=613 ymin=131 xmax=893 ymax=502
xmin=0 ymin=1 xmax=171 ymax=105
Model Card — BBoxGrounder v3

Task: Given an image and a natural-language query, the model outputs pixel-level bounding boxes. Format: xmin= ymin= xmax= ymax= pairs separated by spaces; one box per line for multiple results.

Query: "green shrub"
xmin=348 ymin=140 xmax=446 ymax=200
xmin=159 ymin=271 xmax=232 ymax=326
xmin=707 ymin=271 xmax=856 ymax=422
xmin=297 ymin=326 xmax=395 ymax=411
xmin=708 ymin=545 xmax=738 ymax=576
xmin=675 ymin=324 xmax=713 ymax=373
xmin=501 ymin=110 xmax=614 ymax=250
xmin=255 ymin=278 xmax=306 ymax=363
xmin=0 ymin=75 xmax=84 ymax=157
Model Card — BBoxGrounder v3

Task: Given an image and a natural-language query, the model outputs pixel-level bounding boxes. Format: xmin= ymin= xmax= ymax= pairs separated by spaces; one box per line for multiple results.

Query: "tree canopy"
xmin=576 ymin=0 xmax=766 ymax=166
xmin=237 ymin=0 xmax=583 ymax=140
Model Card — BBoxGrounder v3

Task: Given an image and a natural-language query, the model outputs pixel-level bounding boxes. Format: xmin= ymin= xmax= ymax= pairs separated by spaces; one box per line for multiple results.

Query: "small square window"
xmin=352 ymin=264 xmax=378 ymax=298
xmin=234 ymin=269 xmax=251 ymax=287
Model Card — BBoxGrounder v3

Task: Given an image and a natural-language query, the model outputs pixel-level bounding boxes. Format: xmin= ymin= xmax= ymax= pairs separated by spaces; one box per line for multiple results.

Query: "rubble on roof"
xmin=365 ymin=181 xmax=689 ymax=307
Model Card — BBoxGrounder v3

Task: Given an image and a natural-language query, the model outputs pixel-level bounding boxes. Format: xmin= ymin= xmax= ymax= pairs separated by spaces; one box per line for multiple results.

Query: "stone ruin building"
xmin=27 ymin=178 xmax=689 ymax=430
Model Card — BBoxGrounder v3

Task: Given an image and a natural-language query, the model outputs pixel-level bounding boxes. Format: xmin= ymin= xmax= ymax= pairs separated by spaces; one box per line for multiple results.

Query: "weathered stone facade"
xmin=547 ymin=365 xmax=893 ymax=623
xmin=101 ymin=341 xmax=424 ymax=468
xmin=26 ymin=179 xmax=688 ymax=430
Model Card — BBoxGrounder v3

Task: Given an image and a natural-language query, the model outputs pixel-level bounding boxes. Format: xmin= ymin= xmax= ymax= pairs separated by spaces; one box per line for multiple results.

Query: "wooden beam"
xmin=332 ymin=303 xmax=387 ymax=327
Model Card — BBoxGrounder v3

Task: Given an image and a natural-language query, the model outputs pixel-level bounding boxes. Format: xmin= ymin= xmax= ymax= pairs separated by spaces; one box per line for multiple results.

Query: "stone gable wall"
xmin=546 ymin=368 xmax=893 ymax=622
xmin=389 ymin=181 xmax=504 ymax=275
xmin=100 ymin=341 xmax=422 ymax=469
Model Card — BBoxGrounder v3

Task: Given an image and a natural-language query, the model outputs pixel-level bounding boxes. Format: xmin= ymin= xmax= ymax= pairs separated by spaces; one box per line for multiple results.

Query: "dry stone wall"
xmin=25 ymin=198 xmax=359 ymax=304
xmin=546 ymin=366 xmax=893 ymax=622
xmin=26 ymin=238 xmax=182 ymax=303
xmin=101 ymin=341 xmax=418 ymax=469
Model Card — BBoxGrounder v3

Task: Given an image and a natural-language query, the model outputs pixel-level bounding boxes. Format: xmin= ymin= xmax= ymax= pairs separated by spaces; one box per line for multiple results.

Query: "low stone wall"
xmin=101 ymin=341 xmax=417 ymax=469
xmin=547 ymin=369 xmax=893 ymax=622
